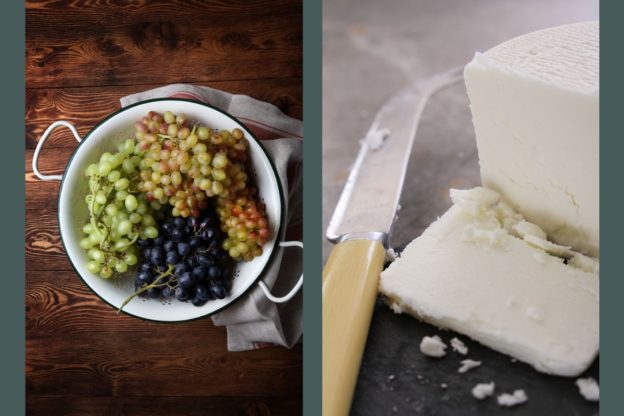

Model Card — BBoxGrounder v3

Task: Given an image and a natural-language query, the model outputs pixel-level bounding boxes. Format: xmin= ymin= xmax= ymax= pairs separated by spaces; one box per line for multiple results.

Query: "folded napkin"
xmin=121 ymin=84 xmax=303 ymax=351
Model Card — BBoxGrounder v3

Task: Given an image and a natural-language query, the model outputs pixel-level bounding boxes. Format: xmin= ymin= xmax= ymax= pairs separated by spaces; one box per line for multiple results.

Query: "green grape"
xmin=211 ymin=168 xmax=226 ymax=181
xmin=110 ymin=230 xmax=121 ymax=241
xmin=129 ymin=213 xmax=142 ymax=224
xmin=89 ymin=232 xmax=103 ymax=244
xmin=115 ymin=190 xmax=128 ymax=201
xmin=137 ymin=201 xmax=148 ymax=215
xmin=95 ymin=191 xmax=107 ymax=205
xmin=124 ymin=195 xmax=138 ymax=211
xmin=237 ymin=242 xmax=249 ymax=254
xmin=85 ymin=164 xmax=98 ymax=177
xmin=114 ymin=178 xmax=130 ymax=190
xmin=90 ymin=249 xmax=105 ymax=263
xmin=81 ymin=138 xmax=163 ymax=279
xmin=164 ymin=111 xmax=175 ymax=124
xmin=144 ymin=226 xmax=158 ymax=239
xmin=87 ymin=261 xmax=101 ymax=274
xmin=80 ymin=237 xmax=94 ymax=249
xmin=102 ymin=216 xmax=113 ymax=227
xmin=229 ymin=246 xmax=241 ymax=258
xmin=114 ymin=239 xmax=131 ymax=251
xmin=212 ymin=153 xmax=227 ymax=168
xmin=105 ymin=204 xmax=118 ymax=216
xmin=100 ymin=266 xmax=113 ymax=278
xmin=107 ymin=170 xmax=121 ymax=182
xmin=124 ymin=253 xmax=138 ymax=266
xmin=115 ymin=261 xmax=128 ymax=273
xmin=98 ymin=162 xmax=113 ymax=176
xmin=122 ymin=139 xmax=135 ymax=155
xmin=118 ymin=220 xmax=132 ymax=235
xmin=142 ymin=214 xmax=155 ymax=226
xmin=122 ymin=159 xmax=135 ymax=173
xmin=198 ymin=126 xmax=210 ymax=140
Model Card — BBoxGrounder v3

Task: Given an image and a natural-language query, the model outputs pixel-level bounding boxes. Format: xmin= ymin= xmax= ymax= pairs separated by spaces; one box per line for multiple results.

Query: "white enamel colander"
xmin=32 ymin=98 xmax=302 ymax=322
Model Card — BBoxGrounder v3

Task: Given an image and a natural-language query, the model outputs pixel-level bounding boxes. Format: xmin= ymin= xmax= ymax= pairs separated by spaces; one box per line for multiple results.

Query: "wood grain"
xmin=27 ymin=332 xmax=302 ymax=397
xmin=26 ymin=0 xmax=302 ymax=414
xmin=27 ymin=396 xmax=302 ymax=416
xmin=26 ymin=80 xmax=302 ymax=149
xmin=26 ymin=1 xmax=302 ymax=88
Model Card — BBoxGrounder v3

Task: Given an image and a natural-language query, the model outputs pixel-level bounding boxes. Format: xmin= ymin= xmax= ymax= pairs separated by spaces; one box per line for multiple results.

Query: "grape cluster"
xmin=80 ymin=139 xmax=160 ymax=279
xmin=132 ymin=111 xmax=269 ymax=261
xmin=119 ymin=211 xmax=231 ymax=310
xmin=79 ymin=109 xmax=270 ymax=287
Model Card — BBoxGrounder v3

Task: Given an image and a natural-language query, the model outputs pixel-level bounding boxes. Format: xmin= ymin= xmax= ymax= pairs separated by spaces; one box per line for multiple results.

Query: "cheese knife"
xmin=323 ymin=67 xmax=463 ymax=416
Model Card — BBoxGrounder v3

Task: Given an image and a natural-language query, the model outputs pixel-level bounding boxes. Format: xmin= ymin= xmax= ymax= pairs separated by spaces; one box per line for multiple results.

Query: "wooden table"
xmin=25 ymin=1 xmax=302 ymax=415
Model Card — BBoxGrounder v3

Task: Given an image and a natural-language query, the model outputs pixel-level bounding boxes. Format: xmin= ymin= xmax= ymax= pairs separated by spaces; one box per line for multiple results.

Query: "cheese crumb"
xmin=365 ymin=128 xmax=390 ymax=150
xmin=458 ymin=359 xmax=481 ymax=373
xmin=576 ymin=377 xmax=599 ymax=401
xmin=450 ymin=337 xmax=468 ymax=355
xmin=497 ymin=390 xmax=528 ymax=407
xmin=386 ymin=247 xmax=398 ymax=262
xmin=569 ymin=253 xmax=599 ymax=273
xmin=419 ymin=335 xmax=447 ymax=357
xmin=389 ymin=302 xmax=403 ymax=314
xmin=472 ymin=382 xmax=495 ymax=399
xmin=513 ymin=220 xmax=547 ymax=240
xmin=496 ymin=201 xmax=523 ymax=232
xmin=524 ymin=235 xmax=572 ymax=257
xmin=450 ymin=187 xmax=500 ymax=216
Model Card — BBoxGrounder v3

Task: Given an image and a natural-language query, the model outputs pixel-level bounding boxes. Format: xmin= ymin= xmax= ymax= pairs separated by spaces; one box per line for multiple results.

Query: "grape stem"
xmin=115 ymin=233 xmax=139 ymax=252
xmin=118 ymin=265 xmax=175 ymax=313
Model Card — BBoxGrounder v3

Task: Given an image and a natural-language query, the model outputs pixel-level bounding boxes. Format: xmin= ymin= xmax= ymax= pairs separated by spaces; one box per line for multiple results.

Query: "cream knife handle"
xmin=322 ymin=239 xmax=386 ymax=416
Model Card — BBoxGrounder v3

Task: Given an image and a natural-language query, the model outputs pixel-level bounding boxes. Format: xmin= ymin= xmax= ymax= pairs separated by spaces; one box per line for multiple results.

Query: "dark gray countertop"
xmin=322 ymin=1 xmax=599 ymax=414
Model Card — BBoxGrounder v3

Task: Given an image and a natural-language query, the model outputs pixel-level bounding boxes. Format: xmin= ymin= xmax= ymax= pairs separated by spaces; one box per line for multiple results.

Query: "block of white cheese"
xmin=464 ymin=22 xmax=599 ymax=256
xmin=379 ymin=187 xmax=599 ymax=377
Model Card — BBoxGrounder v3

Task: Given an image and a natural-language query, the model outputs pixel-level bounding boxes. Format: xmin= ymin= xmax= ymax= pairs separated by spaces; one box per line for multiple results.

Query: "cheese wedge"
xmin=379 ymin=187 xmax=599 ymax=377
xmin=464 ymin=21 xmax=599 ymax=256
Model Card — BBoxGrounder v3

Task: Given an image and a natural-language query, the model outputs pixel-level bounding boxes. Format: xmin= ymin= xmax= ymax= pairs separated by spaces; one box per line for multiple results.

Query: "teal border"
xmin=303 ymin=0 xmax=322 ymax=414
xmin=57 ymin=98 xmax=287 ymax=323
xmin=600 ymin=1 xmax=622 ymax=414
xmin=4 ymin=1 xmax=25 ymax=413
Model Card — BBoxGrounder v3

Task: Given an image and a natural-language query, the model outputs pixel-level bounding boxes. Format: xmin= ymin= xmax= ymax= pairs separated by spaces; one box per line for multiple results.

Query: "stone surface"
xmin=322 ymin=0 xmax=598 ymax=262
xmin=322 ymin=1 xmax=599 ymax=414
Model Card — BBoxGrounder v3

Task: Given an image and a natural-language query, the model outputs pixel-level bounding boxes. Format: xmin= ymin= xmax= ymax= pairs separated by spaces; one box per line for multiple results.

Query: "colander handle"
xmin=32 ymin=120 xmax=82 ymax=181
xmin=258 ymin=240 xmax=303 ymax=303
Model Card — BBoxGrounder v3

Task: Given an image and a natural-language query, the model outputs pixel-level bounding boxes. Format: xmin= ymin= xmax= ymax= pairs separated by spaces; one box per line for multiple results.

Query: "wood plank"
xmin=25 ymin=207 xmax=69 ymax=272
xmin=26 ymin=80 xmax=302 ymax=149
xmin=27 ymin=270 xmax=297 ymax=337
xmin=26 ymin=0 xmax=300 ymax=17
xmin=27 ymin=269 xmax=303 ymax=397
xmin=27 ymin=270 xmax=197 ymax=332
xmin=27 ymin=396 xmax=302 ymax=416
xmin=27 ymin=332 xmax=302 ymax=397
xmin=27 ymin=3 xmax=302 ymax=87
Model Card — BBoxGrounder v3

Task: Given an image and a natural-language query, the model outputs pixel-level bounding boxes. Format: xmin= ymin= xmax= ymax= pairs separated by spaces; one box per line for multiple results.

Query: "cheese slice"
xmin=379 ymin=187 xmax=599 ymax=377
xmin=464 ymin=21 xmax=599 ymax=256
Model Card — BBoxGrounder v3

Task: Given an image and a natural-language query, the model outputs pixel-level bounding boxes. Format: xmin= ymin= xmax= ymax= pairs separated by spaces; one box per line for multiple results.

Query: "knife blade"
xmin=323 ymin=67 xmax=463 ymax=416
